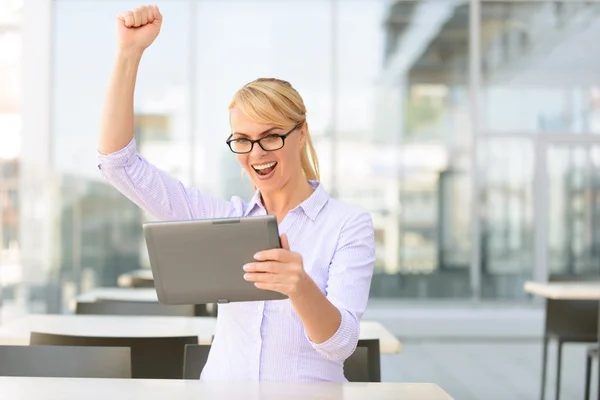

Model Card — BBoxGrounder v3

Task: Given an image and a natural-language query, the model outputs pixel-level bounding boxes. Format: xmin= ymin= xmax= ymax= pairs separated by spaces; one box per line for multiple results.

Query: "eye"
xmin=234 ymin=138 xmax=251 ymax=143
xmin=262 ymin=135 xmax=281 ymax=143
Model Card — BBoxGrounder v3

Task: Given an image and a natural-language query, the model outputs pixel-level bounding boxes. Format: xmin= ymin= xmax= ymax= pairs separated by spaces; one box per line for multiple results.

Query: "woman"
xmin=97 ymin=5 xmax=375 ymax=382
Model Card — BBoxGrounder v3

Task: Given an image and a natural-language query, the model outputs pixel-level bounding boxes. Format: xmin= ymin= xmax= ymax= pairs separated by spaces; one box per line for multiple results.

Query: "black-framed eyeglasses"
xmin=226 ymin=124 xmax=300 ymax=154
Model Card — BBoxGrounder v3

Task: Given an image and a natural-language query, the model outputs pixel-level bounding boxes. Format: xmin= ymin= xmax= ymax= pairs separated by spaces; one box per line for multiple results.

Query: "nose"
xmin=250 ymin=142 xmax=267 ymax=157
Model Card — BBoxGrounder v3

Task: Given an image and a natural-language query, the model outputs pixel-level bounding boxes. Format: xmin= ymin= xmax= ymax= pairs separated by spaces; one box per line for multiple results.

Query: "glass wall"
xmin=480 ymin=138 xmax=534 ymax=298
xmin=481 ymin=2 xmax=600 ymax=134
xmin=47 ymin=0 xmax=192 ymax=312
xmin=546 ymin=144 xmax=600 ymax=276
xmin=0 ymin=0 xmax=22 ymax=317
xmin=13 ymin=0 xmax=600 ymax=313
xmin=370 ymin=1 xmax=472 ymax=297
xmin=193 ymin=0 xmax=333 ymax=200
xmin=479 ymin=1 xmax=600 ymax=297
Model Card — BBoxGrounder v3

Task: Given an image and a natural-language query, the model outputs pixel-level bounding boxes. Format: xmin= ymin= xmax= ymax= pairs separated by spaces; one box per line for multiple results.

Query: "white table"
xmin=0 ymin=315 xmax=216 ymax=346
xmin=0 ymin=315 xmax=401 ymax=354
xmin=0 ymin=377 xmax=453 ymax=399
xmin=524 ymin=281 xmax=600 ymax=400
xmin=77 ymin=288 xmax=158 ymax=303
xmin=524 ymin=281 xmax=600 ymax=300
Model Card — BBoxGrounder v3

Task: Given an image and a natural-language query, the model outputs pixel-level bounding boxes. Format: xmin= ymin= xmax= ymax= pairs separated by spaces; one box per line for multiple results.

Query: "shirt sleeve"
xmin=97 ymin=138 xmax=240 ymax=220
xmin=307 ymin=210 xmax=376 ymax=361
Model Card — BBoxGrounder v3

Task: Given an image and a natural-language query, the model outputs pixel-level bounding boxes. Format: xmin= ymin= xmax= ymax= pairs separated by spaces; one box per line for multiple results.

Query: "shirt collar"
xmin=244 ymin=180 xmax=329 ymax=221
xmin=245 ymin=190 xmax=263 ymax=216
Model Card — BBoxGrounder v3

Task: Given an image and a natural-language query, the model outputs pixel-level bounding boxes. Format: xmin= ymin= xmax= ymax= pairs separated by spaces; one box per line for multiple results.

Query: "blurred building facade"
xmin=4 ymin=0 xmax=600 ymax=313
xmin=0 ymin=0 xmax=22 ymax=313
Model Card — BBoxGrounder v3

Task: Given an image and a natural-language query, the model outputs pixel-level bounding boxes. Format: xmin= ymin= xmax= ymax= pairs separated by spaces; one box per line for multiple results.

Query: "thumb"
xmin=280 ymin=233 xmax=290 ymax=251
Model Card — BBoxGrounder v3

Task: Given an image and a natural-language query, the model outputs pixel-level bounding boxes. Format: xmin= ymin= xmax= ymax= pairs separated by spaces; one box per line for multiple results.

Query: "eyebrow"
xmin=231 ymin=127 xmax=282 ymax=138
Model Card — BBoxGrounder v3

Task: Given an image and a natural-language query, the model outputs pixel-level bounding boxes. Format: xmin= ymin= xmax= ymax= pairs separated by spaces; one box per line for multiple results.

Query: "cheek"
xmin=277 ymin=147 xmax=301 ymax=173
xmin=236 ymin=154 xmax=251 ymax=170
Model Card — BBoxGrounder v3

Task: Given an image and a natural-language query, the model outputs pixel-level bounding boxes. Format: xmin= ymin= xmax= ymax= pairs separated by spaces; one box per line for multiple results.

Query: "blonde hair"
xmin=229 ymin=78 xmax=320 ymax=182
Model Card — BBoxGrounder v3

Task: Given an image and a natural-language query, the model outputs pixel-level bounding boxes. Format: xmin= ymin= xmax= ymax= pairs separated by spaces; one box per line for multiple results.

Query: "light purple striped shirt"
xmin=97 ymin=138 xmax=375 ymax=382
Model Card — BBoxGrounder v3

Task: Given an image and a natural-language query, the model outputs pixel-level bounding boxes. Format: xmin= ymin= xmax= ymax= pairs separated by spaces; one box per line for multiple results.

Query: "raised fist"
xmin=116 ymin=5 xmax=162 ymax=53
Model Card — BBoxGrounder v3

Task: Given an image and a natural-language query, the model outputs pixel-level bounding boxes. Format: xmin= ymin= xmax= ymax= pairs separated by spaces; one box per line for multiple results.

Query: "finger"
xmin=132 ymin=8 xmax=143 ymax=27
xmin=138 ymin=6 xmax=149 ymax=25
xmin=119 ymin=11 xmax=135 ymax=28
xmin=243 ymin=261 xmax=280 ymax=274
xmin=244 ymin=272 xmax=277 ymax=283
xmin=254 ymin=248 xmax=292 ymax=262
xmin=254 ymin=282 xmax=284 ymax=292
xmin=280 ymin=234 xmax=290 ymax=251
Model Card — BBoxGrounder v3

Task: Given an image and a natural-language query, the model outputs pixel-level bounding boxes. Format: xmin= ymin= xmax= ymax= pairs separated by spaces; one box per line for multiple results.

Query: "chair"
xmin=344 ymin=339 xmax=381 ymax=382
xmin=129 ymin=277 xmax=154 ymax=288
xmin=30 ymin=332 xmax=197 ymax=379
xmin=76 ymin=300 xmax=195 ymax=317
xmin=585 ymin=345 xmax=598 ymax=400
xmin=344 ymin=347 xmax=370 ymax=382
xmin=182 ymin=344 xmax=211 ymax=379
xmin=0 ymin=345 xmax=131 ymax=378
xmin=539 ymin=275 xmax=599 ymax=400
xmin=182 ymin=339 xmax=381 ymax=382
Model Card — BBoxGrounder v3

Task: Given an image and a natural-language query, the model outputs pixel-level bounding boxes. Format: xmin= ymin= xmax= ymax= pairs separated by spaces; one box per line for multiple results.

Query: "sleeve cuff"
xmin=305 ymin=308 xmax=358 ymax=361
xmin=96 ymin=138 xmax=139 ymax=170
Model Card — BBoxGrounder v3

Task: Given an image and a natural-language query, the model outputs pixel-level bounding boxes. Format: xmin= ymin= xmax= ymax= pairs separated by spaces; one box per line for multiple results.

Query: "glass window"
xmin=193 ymin=0 xmax=333 ymax=200
xmin=53 ymin=0 xmax=191 ymax=181
xmin=479 ymin=137 xmax=534 ymax=298
xmin=366 ymin=1 xmax=471 ymax=298
xmin=481 ymin=2 xmax=600 ymax=134
xmin=0 ymin=0 xmax=21 ymax=317
xmin=32 ymin=0 xmax=600 ymax=309
xmin=547 ymin=144 xmax=600 ymax=277
xmin=51 ymin=0 xmax=191 ymax=311
xmin=191 ymin=0 xmax=473 ymax=299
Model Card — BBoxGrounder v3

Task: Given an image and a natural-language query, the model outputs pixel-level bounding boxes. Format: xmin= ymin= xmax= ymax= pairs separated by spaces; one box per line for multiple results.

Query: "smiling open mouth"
xmin=252 ymin=161 xmax=278 ymax=176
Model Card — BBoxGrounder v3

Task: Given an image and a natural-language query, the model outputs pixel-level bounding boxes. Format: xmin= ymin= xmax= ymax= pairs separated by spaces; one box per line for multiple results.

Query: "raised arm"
xmin=98 ymin=5 xmax=239 ymax=221
xmin=98 ymin=5 xmax=160 ymax=155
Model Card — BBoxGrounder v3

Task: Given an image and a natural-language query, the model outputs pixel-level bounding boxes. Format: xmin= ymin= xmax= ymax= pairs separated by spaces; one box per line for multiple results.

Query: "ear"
xmin=299 ymin=122 xmax=308 ymax=148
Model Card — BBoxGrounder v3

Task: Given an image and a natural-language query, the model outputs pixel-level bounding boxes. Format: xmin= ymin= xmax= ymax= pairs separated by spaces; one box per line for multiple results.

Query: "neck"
xmin=261 ymin=174 xmax=314 ymax=219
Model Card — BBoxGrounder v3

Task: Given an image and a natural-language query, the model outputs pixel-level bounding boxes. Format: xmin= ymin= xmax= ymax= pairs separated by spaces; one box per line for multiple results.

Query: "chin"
xmin=252 ymin=178 xmax=281 ymax=194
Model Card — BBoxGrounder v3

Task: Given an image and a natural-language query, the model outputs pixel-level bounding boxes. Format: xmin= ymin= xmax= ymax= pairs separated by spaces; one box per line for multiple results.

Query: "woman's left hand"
xmin=243 ymin=234 xmax=308 ymax=298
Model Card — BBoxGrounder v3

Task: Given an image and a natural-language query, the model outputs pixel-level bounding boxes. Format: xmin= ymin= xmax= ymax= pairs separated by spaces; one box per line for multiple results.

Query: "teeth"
xmin=253 ymin=162 xmax=277 ymax=170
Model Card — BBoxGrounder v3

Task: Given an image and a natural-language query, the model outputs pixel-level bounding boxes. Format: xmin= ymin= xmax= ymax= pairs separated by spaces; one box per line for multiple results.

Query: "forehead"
xmin=230 ymin=107 xmax=276 ymax=135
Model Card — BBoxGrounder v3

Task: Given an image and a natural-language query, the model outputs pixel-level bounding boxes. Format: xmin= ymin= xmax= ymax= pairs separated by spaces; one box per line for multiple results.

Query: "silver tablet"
xmin=143 ymin=215 xmax=287 ymax=305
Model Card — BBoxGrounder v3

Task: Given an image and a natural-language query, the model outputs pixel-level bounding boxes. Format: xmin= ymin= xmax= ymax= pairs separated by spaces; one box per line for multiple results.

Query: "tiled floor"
xmin=365 ymin=300 xmax=597 ymax=400
xmin=381 ymin=339 xmax=596 ymax=400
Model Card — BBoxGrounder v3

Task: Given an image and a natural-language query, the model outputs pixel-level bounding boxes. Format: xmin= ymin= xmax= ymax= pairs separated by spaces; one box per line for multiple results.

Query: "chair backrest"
xmin=549 ymin=274 xmax=600 ymax=282
xmin=182 ymin=344 xmax=211 ymax=379
xmin=129 ymin=277 xmax=155 ymax=288
xmin=30 ymin=332 xmax=197 ymax=379
xmin=0 ymin=345 xmax=131 ymax=378
xmin=545 ymin=299 xmax=598 ymax=339
xmin=76 ymin=300 xmax=195 ymax=317
xmin=545 ymin=274 xmax=599 ymax=339
xmin=343 ymin=339 xmax=381 ymax=382
xmin=343 ymin=347 xmax=370 ymax=382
